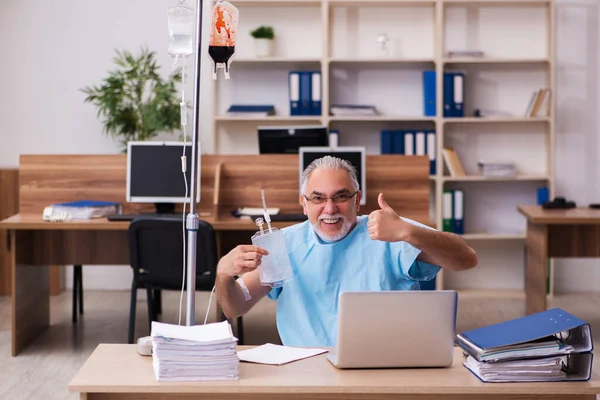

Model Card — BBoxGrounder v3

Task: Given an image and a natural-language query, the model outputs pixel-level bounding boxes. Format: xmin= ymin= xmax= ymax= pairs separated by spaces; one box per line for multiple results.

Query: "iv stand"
xmin=185 ymin=0 xmax=204 ymax=326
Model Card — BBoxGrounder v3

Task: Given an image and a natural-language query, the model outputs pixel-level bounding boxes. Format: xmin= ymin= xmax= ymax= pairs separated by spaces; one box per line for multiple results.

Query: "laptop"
xmin=326 ymin=290 xmax=458 ymax=369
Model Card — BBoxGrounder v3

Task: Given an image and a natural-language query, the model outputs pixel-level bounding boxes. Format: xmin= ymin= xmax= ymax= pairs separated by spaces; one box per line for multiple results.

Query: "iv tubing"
xmin=261 ymin=189 xmax=272 ymax=233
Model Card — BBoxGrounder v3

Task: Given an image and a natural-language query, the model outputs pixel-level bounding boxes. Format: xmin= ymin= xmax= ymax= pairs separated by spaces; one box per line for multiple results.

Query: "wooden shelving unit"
xmin=210 ymin=0 xmax=555 ymax=296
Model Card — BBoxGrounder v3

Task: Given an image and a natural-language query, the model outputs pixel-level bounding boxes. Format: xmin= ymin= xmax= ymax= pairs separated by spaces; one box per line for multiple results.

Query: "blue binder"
xmin=288 ymin=71 xmax=300 ymax=116
xmin=390 ymin=130 xmax=415 ymax=155
xmin=451 ymin=72 xmax=465 ymax=117
xmin=391 ymin=130 xmax=405 ymax=154
xmin=422 ymin=70 xmax=436 ymax=116
xmin=380 ymin=130 xmax=393 ymax=154
xmin=299 ymin=71 xmax=312 ymax=115
xmin=442 ymin=71 xmax=465 ymax=117
xmin=310 ymin=71 xmax=322 ymax=116
xmin=426 ymin=131 xmax=436 ymax=175
xmin=456 ymin=308 xmax=593 ymax=363
xmin=443 ymin=72 xmax=454 ymax=117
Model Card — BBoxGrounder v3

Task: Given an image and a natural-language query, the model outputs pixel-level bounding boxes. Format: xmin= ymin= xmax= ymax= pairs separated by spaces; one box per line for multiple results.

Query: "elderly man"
xmin=216 ymin=156 xmax=477 ymax=346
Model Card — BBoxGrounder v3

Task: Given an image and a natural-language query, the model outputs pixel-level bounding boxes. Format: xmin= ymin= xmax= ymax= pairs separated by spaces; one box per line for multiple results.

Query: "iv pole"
xmin=185 ymin=0 xmax=205 ymax=326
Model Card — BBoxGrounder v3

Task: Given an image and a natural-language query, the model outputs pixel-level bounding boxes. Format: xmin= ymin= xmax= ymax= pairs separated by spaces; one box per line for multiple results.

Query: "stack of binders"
xmin=422 ymin=70 xmax=464 ymax=117
xmin=288 ymin=70 xmax=321 ymax=116
xmin=380 ymin=130 xmax=437 ymax=175
xmin=151 ymin=320 xmax=239 ymax=381
xmin=456 ymin=308 xmax=594 ymax=382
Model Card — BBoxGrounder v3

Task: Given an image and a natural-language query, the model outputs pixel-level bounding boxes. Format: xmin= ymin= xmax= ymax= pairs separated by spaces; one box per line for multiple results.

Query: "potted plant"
xmin=250 ymin=25 xmax=275 ymax=58
xmin=81 ymin=48 xmax=182 ymax=152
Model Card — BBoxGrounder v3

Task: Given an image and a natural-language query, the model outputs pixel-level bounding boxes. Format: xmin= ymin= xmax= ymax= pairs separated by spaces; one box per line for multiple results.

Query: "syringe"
xmin=261 ymin=189 xmax=273 ymax=233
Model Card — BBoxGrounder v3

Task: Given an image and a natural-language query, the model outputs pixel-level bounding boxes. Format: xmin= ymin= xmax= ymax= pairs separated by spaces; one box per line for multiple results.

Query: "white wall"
xmin=552 ymin=0 xmax=600 ymax=293
xmin=0 ymin=0 xmax=599 ymax=292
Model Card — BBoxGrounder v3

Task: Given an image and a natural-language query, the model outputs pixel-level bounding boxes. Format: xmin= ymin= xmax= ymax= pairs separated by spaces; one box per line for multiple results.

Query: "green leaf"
xmin=81 ymin=47 xmax=181 ymax=150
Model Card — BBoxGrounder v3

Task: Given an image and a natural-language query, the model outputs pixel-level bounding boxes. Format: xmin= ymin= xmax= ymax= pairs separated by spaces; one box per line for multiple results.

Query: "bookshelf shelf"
xmin=328 ymin=0 xmax=435 ymax=5
xmin=233 ymin=0 xmax=320 ymax=5
xmin=329 ymin=58 xmax=435 ymax=64
xmin=330 ymin=116 xmax=436 ymax=122
xmin=215 ymin=116 xmax=323 ymax=123
xmin=442 ymin=175 xmax=549 ymax=182
xmin=233 ymin=58 xmax=322 ymax=64
xmin=444 ymin=0 xmax=550 ymax=4
xmin=443 ymin=117 xmax=550 ymax=124
xmin=443 ymin=58 xmax=550 ymax=65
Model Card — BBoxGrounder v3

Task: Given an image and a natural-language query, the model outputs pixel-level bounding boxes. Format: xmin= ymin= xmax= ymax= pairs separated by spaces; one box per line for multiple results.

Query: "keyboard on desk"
xmin=107 ymin=213 xmax=183 ymax=221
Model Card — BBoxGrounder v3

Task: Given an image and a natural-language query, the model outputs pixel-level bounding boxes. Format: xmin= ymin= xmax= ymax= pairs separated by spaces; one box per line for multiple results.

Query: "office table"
xmin=0 ymin=213 xmax=295 ymax=356
xmin=518 ymin=205 xmax=600 ymax=314
xmin=68 ymin=344 xmax=600 ymax=400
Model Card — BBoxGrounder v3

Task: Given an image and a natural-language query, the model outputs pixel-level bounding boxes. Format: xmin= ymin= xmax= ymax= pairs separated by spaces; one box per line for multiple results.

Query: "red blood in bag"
xmin=208 ymin=45 xmax=235 ymax=64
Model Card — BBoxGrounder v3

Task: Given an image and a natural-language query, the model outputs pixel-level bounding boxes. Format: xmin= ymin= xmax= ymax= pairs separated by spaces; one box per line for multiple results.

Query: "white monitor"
xmin=299 ymin=146 xmax=366 ymax=206
xmin=126 ymin=141 xmax=201 ymax=212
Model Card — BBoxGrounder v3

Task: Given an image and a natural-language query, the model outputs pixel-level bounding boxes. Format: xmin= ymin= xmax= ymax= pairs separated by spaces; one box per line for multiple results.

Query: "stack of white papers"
xmin=151 ymin=321 xmax=239 ymax=381
xmin=465 ymin=355 xmax=567 ymax=382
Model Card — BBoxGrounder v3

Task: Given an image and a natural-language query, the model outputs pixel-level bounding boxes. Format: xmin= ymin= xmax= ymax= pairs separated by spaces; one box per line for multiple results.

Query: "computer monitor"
xmin=126 ymin=141 xmax=200 ymax=213
xmin=299 ymin=146 xmax=366 ymax=206
xmin=258 ymin=125 xmax=328 ymax=154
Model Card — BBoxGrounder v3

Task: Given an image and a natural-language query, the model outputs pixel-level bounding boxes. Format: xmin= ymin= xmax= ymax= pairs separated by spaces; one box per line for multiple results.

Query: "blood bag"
xmin=209 ymin=0 xmax=239 ymax=79
xmin=167 ymin=2 xmax=195 ymax=58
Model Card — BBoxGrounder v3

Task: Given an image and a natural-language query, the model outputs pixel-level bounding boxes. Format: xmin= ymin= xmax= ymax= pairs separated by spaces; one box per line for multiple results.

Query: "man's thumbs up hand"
xmin=368 ymin=193 xmax=409 ymax=242
xmin=377 ymin=193 xmax=393 ymax=212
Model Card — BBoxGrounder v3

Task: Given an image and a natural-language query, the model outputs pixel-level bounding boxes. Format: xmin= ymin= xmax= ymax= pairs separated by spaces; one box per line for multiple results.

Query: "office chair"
xmin=127 ymin=217 xmax=244 ymax=344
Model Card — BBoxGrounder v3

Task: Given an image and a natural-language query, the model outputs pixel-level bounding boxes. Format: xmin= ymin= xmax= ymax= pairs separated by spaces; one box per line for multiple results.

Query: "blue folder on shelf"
xmin=422 ymin=70 xmax=436 ymax=117
xmin=310 ymin=71 xmax=322 ymax=116
xmin=299 ymin=71 xmax=312 ymax=115
xmin=289 ymin=71 xmax=300 ymax=116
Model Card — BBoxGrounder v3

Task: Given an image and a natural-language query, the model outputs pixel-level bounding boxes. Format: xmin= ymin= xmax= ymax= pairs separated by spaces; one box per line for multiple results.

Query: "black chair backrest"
xmin=129 ymin=217 xmax=217 ymax=290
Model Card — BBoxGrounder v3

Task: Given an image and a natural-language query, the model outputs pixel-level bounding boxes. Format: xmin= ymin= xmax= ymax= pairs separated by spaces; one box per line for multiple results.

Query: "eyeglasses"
xmin=302 ymin=191 xmax=358 ymax=205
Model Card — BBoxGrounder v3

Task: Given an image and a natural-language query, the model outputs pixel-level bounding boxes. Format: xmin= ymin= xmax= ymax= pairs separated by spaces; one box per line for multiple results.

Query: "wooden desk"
xmin=2 ymin=214 xmax=298 ymax=357
xmin=518 ymin=205 xmax=600 ymax=314
xmin=68 ymin=344 xmax=600 ymax=400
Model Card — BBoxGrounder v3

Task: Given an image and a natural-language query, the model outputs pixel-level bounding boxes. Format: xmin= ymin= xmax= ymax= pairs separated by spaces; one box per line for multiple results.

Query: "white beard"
xmin=312 ymin=213 xmax=354 ymax=243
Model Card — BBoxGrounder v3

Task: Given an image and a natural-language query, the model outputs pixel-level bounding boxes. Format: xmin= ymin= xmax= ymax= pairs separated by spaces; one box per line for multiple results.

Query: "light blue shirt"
xmin=267 ymin=215 xmax=441 ymax=347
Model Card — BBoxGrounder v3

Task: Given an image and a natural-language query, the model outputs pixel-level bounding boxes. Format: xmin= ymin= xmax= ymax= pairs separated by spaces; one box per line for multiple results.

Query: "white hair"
xmin=300 ymin=156 xmax=359 ymax=195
